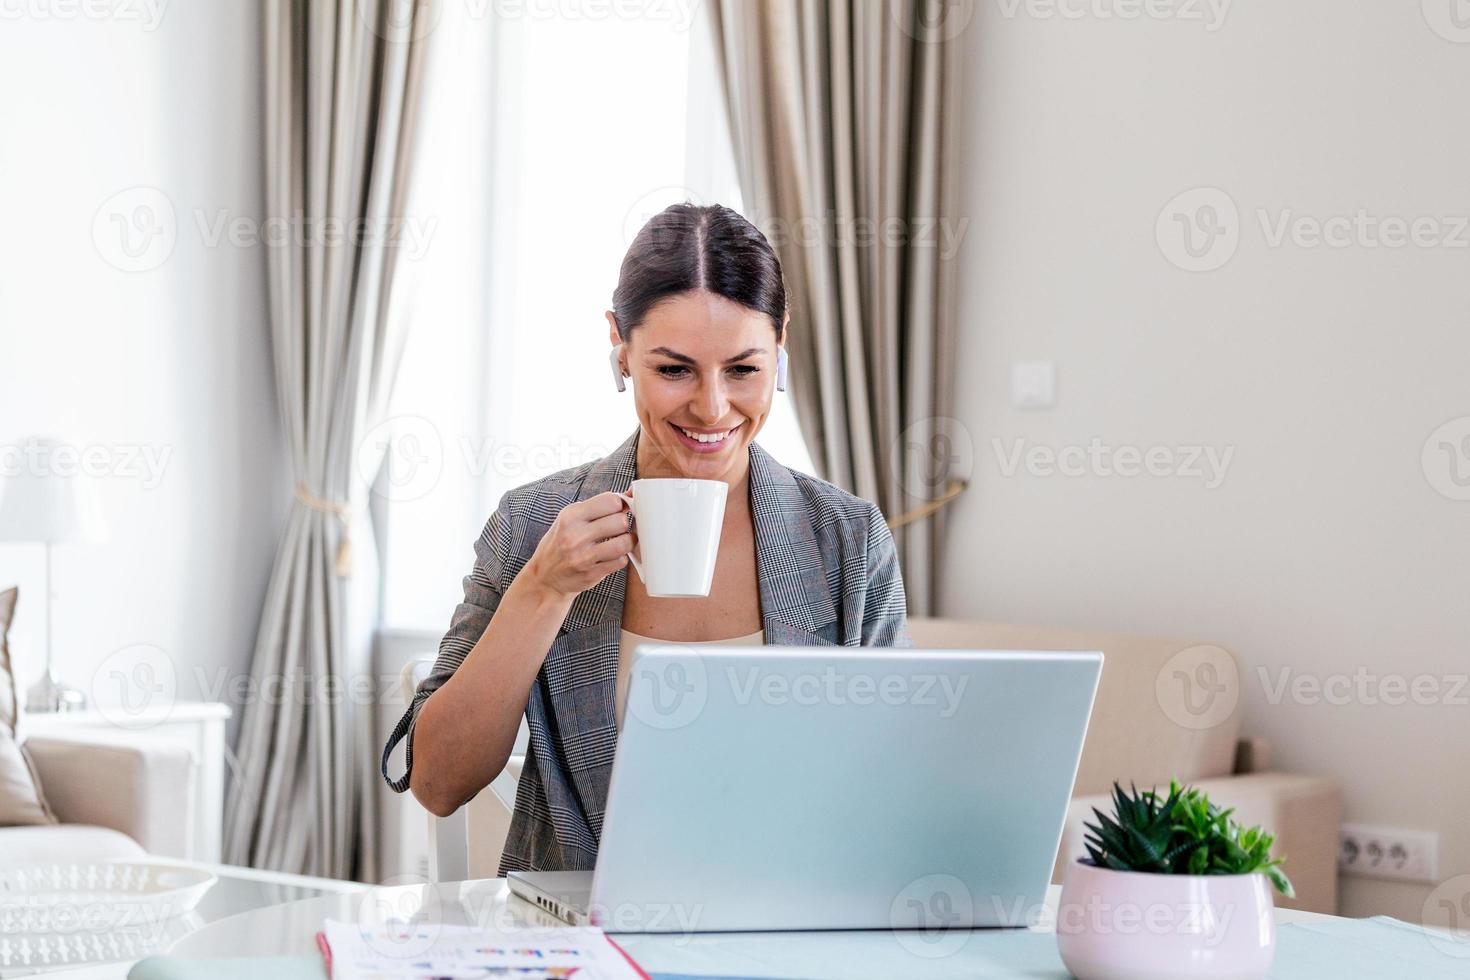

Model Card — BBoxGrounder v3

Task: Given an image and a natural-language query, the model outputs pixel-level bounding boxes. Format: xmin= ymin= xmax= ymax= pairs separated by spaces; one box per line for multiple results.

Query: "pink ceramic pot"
xmin=1055 ymin=859 xmax=1276 ymax=980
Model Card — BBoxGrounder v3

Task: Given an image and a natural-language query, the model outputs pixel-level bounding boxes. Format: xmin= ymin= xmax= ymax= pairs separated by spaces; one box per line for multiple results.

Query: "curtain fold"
xmin=225 ymin=0 xmax=432 ymax=880
xmin=709 ymin=0 xmax=963 ymax=615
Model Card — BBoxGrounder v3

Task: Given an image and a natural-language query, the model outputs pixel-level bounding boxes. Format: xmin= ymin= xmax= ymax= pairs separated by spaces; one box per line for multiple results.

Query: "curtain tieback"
xmin=888 ymin=478 xmax=969 ymax=530
xmin=295 ymin=484 xmax=354 ymax=577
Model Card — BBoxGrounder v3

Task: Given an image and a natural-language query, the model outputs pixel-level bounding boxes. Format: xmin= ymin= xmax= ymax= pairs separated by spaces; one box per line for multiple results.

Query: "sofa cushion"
xmin=907 ymin=618 xmax=1243 ymax=795
xmin=0 ymin=824 xmax=145 ymax=865
xmin=0 ymin=587 xmax=55 ymax=826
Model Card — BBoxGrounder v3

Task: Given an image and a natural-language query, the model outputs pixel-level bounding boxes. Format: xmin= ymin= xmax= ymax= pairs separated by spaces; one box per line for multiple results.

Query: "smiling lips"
xmin=671 ymin=421 xmax=742 ymax=452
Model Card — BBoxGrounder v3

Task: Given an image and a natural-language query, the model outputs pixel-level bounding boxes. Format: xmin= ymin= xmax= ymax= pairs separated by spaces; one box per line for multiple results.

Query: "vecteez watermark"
xmin=625 ymin=655 xmax=971 ymax=731
xmin=0 ymin=437 xmax=171 ymax=490
xmin=92 ymin=186 xmax=439 ymax=273
xmin=1422 ymin=416 xmax=1470 ymax=501
xmin=1158 ymin=186 xmax=1470 ymax=273
xmin=89 ymin=650 xmax=435 ymax=730
xmin=1257 ymin=666 xmax=1469 ymax=708
xmin=1155 ymin=644 xmax=1239 ymax=732
xmin=476 ymin=0 xmax=698 ymax=30
xmin=355 ymin=414 xmax=615 ymax=504
xmin=991 ymin=437 xmax=1235 ymax=489
xmin=620 ymin=185 xmax=970 ymax=258
xmin=727 ymin=665 xmax=968 ymax=718
xmin=1421 ymin=0 xmax=1470 ymax=44
xmin=994 ymin=0 xmax=1231 ymax=31
xmin=1422 ymin=874 xmax=1470 ymax=959
xmin=0 ymin=0 xmax=167 ymax=29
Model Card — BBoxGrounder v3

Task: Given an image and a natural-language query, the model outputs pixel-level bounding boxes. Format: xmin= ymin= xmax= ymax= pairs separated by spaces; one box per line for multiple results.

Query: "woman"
xmin=381 ymin=203 xmax=911 ymax=874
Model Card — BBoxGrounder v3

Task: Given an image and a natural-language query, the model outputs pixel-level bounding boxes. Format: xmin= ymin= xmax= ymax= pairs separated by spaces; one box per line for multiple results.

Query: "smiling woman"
xmin=608 ymin=203 xmax=789 ymax=484
xmin=381 ymin=203 xmax=913 ymax=873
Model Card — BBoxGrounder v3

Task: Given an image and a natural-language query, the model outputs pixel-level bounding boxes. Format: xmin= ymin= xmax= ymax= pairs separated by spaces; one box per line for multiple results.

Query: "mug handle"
xmin=614 ymin=492 xmax=644 ymax=583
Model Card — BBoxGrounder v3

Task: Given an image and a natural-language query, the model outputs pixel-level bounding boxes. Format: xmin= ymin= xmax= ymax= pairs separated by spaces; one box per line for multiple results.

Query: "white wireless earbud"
xmin=776 ymin=345 xmax=788 ymax=392
xmin=610 ymin=344 xmax=627 ymax=392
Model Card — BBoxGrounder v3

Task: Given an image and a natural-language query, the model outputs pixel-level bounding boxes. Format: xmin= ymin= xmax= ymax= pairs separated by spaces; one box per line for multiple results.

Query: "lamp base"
xmin=25 ymin=668 xmax=87 ymax=713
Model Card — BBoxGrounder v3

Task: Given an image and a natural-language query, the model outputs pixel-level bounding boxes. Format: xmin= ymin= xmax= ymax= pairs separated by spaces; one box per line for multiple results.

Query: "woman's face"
xmin=608 ymin=289 xmax=785 ymax=484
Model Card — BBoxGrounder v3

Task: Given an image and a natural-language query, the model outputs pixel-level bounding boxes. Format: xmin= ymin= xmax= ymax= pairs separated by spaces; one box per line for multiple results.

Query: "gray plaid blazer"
xmin=381 ymin=428 xmax=911 ymax=874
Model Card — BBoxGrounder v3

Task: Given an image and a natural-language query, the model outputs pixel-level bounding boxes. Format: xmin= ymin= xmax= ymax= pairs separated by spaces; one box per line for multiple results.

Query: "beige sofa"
xmin=907 ymin=618 xmax=1341 ymax=914
xmin=0 ymin=735 xmax=196 ymax=865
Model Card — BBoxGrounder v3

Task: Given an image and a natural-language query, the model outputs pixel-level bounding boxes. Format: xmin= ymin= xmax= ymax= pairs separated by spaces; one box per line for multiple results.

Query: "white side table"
xmin=24 ymin=702 xmax=231 ymax=862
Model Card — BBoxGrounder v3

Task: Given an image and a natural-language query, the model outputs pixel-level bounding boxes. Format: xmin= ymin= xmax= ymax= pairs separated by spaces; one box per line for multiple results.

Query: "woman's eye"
xmin=728 ymin=365 xmax=759 ymax=378
xmin=657 ymin=365 xmax=691 ymax=379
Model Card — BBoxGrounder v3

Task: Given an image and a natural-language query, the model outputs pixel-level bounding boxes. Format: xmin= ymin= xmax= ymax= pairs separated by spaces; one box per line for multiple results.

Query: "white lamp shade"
xmin=0 ymin=438 xmax=108 ymax=544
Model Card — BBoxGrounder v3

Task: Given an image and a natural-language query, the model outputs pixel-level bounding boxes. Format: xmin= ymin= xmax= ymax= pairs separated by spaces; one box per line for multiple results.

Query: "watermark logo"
xmin=1157 ymin=187 xmax=1239 ymax=272
xmin=895 ymin=416 xmax=975 ymax=501
xmin=483 ymin=0 xmax=699 ymax=30
xmin=192 ymin=210 xmax=438 ymax=259
xmin=357 ymin=415 xmax=445 ymax=503
xmin=1156 ymin=644 xmax=1238 ymax=731
xmin=360 ymin=0 xmax=444 ymax=43
xmin=93 ymin=187 xmax=177 ymax=273
xmin=1257 ymin=666 xmax=1468 ymax=707
xmin=726 ymin=666 xmax=969 ymax=717
xmin=1423 ymin=875 xmax=1470 ymax=958
xmin=91 ymin=643 xmax=177 ymax=729
xmin=0 ymin=0 xmax=168 ymax=29
xmin=996 ymin=0 xmax=1231 ymax=30
xmin=1422 ymin=0 xmax=1470 ymax=43
xmin=358 ymin=874 xmax=444 ymax=959
xmin=1055 ymin=895 xmax=1240 ymax=945
xmin=1258 ymin=209 xmax=1469 ymax=250
xmin=892 ymin=0 xmax=976 ymax=43
xmin=622 ymin=185 xmax=706 ymax=247
xmin=626 ymin=647 xmax=708 ymax=730
xmin=991 ymin=437 xmax=1235 ymax=489
xmin=890 ymin=873 xmax=974 ymax=958
xmin=0 ymin=438 xmax=172 ymax=490
xmin=1422 ymin=416 xmax=1470 ymax=501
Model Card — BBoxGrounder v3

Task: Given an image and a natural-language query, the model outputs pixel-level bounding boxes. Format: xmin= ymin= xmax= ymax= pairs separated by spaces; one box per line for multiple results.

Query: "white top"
xmin=615 ymin=628 xmax=764 ymax=729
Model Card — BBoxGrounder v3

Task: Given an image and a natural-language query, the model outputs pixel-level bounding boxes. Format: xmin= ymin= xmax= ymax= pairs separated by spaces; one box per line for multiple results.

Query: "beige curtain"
xmin=225 ymin=0 xmax=431 ymax=879
xmin=708 ymin=0 xmax=964 ymax=615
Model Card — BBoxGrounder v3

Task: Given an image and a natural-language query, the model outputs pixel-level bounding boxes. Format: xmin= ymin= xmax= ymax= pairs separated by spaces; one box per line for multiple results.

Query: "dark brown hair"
xmin=612 ymin=203 xmax=787 ymax=339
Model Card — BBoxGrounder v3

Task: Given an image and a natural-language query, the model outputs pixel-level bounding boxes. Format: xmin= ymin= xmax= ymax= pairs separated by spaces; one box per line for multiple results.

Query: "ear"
xmin=606 ymin=310 xmax=622 ymax=347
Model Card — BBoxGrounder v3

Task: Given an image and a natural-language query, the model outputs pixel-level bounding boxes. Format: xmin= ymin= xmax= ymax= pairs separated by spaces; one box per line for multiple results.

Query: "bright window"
xmin=378 ymin=6 xmax=813 ymax=631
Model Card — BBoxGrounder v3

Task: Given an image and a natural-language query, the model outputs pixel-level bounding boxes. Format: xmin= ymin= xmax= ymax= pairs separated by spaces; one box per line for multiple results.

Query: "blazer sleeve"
xmin=381 ymin=496 xmax=511 ymax=794
xmin=861 ymin=502 xmax=913 ymax=647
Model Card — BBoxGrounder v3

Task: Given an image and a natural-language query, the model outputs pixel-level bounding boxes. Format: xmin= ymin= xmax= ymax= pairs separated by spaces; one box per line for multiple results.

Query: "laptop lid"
xmin=587 ymin=646 xmax=1102 ymax=933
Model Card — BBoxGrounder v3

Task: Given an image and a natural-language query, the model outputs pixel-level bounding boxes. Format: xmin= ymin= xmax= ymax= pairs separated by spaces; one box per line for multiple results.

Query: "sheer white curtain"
xmin=379 ymin=4 xmax=813 ymax=632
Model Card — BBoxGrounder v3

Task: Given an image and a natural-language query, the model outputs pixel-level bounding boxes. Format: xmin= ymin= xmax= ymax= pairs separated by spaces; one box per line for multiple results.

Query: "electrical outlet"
xmin=1339 ymin=824 xmax=1438 ymax=882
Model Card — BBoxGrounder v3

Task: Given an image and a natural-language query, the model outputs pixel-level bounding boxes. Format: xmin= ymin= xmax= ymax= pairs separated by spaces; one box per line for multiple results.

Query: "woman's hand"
xmin=521 ymin=491 xmax=635 ymax=601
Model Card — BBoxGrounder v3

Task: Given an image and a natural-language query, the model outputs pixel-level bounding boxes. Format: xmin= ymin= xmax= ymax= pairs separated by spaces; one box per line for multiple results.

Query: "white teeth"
xmin=679 ymin=425 xmax=735 ymax=444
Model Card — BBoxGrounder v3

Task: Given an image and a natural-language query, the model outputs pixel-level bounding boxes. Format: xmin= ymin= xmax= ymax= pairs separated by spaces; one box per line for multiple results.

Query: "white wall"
xmin=0 ymin=3 xmax=283 ymax=740
xmin=942 ymin=1 xmax=1470 ymax=923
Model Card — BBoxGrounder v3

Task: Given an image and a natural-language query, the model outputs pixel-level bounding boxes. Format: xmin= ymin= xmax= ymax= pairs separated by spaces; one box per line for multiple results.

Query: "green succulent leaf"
xmin=1080 ymin=781 xmax=1294 ymax=896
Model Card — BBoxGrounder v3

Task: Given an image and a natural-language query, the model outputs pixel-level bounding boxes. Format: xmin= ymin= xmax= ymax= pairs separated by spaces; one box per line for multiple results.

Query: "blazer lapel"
xmin=749 ymin=443 xmax=841 ymax=645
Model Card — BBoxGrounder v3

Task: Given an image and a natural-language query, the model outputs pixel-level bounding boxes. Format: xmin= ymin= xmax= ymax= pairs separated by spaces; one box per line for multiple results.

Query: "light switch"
xmin=1011 ymin=360 xmax=1056 ymax=409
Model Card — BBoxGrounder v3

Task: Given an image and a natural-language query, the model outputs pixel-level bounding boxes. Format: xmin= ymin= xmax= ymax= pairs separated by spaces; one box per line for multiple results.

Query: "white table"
xmin=165 ymin=878 xmax=1338 ymax=979
xmin=25 ymin=703 xmax=231 ymax=862
xmin=6 ymin=859 xmax=364 ymax=980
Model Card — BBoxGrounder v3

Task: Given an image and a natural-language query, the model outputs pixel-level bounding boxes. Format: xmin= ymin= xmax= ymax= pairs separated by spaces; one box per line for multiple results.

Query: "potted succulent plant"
xmin=1055 ymin=781 xmax=1294 ymax=980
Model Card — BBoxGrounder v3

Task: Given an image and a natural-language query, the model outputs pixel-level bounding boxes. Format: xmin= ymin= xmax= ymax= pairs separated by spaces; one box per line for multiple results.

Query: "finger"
xmin=578 ymin=491 xmax=629 ymax=519
xmin=585 ymin=510 xmax=633 ymax=541
xmin=589 ymin=533 xmax=633 ymax=564
xmin=584 ymin=552 xmax=630 ymax=580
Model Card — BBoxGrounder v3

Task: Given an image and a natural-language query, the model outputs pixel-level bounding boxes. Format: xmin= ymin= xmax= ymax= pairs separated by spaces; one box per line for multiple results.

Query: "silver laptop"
xmin=508 ymin=645 xmax=1102 ymax=933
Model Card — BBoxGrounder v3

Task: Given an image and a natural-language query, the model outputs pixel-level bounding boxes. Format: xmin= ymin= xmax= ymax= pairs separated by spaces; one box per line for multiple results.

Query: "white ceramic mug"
xmin=616 ymin=478 xmax=728 ymax=597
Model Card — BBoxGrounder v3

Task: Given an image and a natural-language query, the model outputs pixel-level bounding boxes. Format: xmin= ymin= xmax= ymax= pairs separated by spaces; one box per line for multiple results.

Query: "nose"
xmin=690 ymin=375 xmax=730 ymax=425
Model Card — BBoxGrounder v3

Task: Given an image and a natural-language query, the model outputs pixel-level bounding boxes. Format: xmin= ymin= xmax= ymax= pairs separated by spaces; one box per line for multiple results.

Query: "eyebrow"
xmin=648 ymin=346 xmax=766 ymax=365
